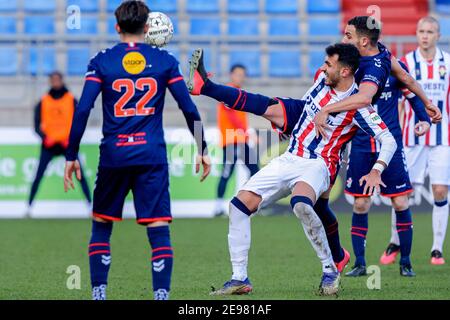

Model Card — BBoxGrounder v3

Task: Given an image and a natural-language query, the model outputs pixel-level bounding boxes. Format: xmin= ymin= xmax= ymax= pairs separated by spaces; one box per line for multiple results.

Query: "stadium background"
xmin=0 ymin=0 xmax=449 ymax=218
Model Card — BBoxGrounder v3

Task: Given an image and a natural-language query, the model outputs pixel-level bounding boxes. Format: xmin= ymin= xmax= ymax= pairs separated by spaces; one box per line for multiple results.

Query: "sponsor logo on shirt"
xmin=122 ymin=51 xmax=146 ymax=75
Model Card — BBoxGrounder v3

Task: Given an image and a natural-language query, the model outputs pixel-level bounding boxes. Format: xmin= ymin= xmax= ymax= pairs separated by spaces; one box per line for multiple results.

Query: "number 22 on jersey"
xmin=112 ymin=77 xmax=158 ymax=117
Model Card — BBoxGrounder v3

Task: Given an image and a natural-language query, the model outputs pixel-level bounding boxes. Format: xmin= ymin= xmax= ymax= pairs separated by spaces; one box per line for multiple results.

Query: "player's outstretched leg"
xmin=210 ymin=196 xmax=255 ymax=296
xmin=314 ymin=197 xmax=350 ymax=273
xmin=291 ymin=196 xmax=340 ymax=296
xmin=89 ymin=219 xmax=113 ymax=300
xmin=147 ymin=224 xmax=174 ymax=300
xmin=380 ymin=208 xmax=400 ymax=265
xmin=187 ymin=48 xmax=271 ymax=116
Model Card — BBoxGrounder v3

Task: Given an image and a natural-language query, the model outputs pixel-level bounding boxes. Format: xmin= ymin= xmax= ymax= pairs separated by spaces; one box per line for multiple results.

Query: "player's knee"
xmin=353 ymin=197 xmax=371 ymax=213
xmin=391 ymin=195 xmax=409 ymax=211
xmin=146 ymin=221 xmax=170 ymax=228
xmin=236 ymin=190 xmax=261 ymax=213
xmin=432 ymin=185 xmax=448 ymax=202
xmin=93 ymin=216 xmax=112 ymax=224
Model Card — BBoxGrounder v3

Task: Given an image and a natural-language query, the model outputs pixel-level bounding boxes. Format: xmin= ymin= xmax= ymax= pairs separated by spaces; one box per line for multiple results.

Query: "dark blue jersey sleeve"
xmin=397 ymin=60 xmax=431 ymax=123
xmin=360 ymin=64 xmax=388 ymax=90
xmin=272 ymin=97 xmax=306 ymax=135
xmin=66 ymin=80 xmax=101 ymax=161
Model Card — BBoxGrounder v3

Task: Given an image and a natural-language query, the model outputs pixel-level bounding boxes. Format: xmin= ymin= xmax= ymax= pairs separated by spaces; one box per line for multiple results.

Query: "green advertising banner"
xmin=0 ymin=128 xmax=240 ymax=218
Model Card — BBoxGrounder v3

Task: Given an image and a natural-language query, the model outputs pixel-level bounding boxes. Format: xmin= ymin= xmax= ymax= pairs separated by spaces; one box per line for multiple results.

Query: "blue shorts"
xmin=92 ymin=165 xmax=171 ymax=224
xmin=345 ymin=148 xmax=413 ymax=197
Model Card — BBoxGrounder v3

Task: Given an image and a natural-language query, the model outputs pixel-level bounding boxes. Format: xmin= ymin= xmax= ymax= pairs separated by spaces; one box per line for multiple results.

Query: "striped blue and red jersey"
xmin=401 ymin=47 xmax=450 ymax=146
xmin=285 ymin=72 xmax=389 ymax=180
xmin=66 ymin=42 xmax=198 ymax=167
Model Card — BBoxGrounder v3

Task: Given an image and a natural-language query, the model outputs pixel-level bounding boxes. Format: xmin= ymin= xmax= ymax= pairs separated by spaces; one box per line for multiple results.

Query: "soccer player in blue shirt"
xmin=310 ymin=16 xmax=441 ymax=272
xmin=344 ymin=62 xmax=431 ymax=277
xmin=63 ymin=1 xmax=210 ymax=300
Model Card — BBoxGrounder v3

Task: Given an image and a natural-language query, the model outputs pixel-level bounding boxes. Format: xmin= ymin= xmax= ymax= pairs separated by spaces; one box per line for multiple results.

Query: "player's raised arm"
xmin=391 ymin=57 xmax=441 ymax=123
xmin=64 ymin=75 xmax=101 ymax=192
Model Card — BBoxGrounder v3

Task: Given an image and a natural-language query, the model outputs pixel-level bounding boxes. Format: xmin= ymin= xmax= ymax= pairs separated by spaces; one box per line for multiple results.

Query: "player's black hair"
xmin=325 ymin=43 xmax=360 ymax=74
xmin=348 ymin=16 xmax=381 ymax=46
xmin=115 ymin=0 xmax=150 ymax=35
xmin=230 ymin=64 xmax=247 ymax=73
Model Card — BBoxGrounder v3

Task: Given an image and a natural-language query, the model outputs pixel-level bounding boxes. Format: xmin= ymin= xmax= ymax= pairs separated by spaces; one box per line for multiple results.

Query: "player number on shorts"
xmin=112 ymin=78 xmax=158 ymax=117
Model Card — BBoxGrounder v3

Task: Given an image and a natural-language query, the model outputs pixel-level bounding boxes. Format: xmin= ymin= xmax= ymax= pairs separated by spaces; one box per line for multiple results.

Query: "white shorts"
xmin=240 ymin=152 xmax=330 ymax=210
xmin=405 ymin=145 xmax=450 ymax=185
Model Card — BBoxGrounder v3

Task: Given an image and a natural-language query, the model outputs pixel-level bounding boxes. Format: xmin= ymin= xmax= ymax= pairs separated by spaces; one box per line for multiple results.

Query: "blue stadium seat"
xmin=308 ymin=17 xmax=340 ymax=36
xmin=0 ymin=0 xmax=17 ymax=12
xmin=265 ymin=0 xmax=298 ymax=13
xmin=0 ymin=16 xmax=17 ymax=34
xmin=307 ymin=0 xmax=340 ymax=13
xmin=150 ymin=0 xmax=177 ymax=13
xmin=309 ymin=50 xmax=325 ymax=76
xmin=228 ymin=17 xmax=259 ymax=36
xmin=171 ymin=16 xmax=179 ymax=34
xmin=107 ymin=17 xmax=117 ymax=35
xmin=269 ymin=51 xmax=301 ymax=77
xmin=24 ymin=0 xmax=56 ymax=12
xmin=228 ymin=0 xmax=259 ymax=13
xmin=229 ymin=50 xmax=261 ymax=77
xmin=67 ymin=47 xmax=91 ymax=75
xmin=107 ymin=0 xmax=122 ymax=12
xmin=187 ymin=0 xmax=219 ymax=13
xmin=190 ymin=18 xmax=221 ymax=35
xmin=440 ymin=18 xmax=450 ymax=36
xmin=67 ymin=16 xmax=98 ymax=35
xmin=24 ymin=16 xmax=55 ymax=34
xmin=26 ymin=46 xmax=56 ymax=75
xmin=436 ymin=0 xmax=450 ymax=15
xmin=67 ymin=0 xmax=99 ymax=12
xmin=0 ymin=47 xmax=17 ymax=75
xmin=269 ymin=18 xmax=299 ymax=36
xmin=165 ymin=47 xmax=181 ymax=61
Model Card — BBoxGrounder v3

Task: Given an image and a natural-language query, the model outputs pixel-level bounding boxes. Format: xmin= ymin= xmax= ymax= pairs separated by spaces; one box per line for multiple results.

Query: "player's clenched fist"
xmin=64 ymin=160 xmax=82 ymax=192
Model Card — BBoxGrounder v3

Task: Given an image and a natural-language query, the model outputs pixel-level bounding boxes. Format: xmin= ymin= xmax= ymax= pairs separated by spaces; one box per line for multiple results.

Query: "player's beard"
xmin=324 ymin=71 xmax=339 ymax=87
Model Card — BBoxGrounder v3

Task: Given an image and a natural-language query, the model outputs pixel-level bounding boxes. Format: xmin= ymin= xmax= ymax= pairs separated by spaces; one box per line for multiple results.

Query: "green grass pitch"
xmin=0 ymin=213 xmax=449 ymax=300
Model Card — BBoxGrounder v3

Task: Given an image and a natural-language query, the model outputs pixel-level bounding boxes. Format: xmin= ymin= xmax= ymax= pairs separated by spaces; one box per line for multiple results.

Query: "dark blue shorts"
xmin=92 ymin=165 xmax=171 ymax=224
xmin=345 ymin=148 xmax=413 ymax=197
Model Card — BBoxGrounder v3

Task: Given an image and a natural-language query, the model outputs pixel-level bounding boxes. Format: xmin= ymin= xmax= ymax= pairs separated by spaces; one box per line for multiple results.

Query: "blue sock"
xmin=147 ymin=226 xmax=173 ymax=300
xmin=314 ymin=198 xmax=345 ymax=262
xmin=351 ymin=213 xmax=368 ymax=266
xmin=202 ymin=80 xmax=270 ymax=115
xmin=395 ymin=209 xmax=413 ymax=265
xmin=89 ymin=220 xmax=113 ymax=287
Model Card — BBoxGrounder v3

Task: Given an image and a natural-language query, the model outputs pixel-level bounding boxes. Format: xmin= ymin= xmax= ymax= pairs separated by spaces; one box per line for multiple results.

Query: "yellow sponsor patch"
xmin=122 ymin=51 xmax=146 ymax=75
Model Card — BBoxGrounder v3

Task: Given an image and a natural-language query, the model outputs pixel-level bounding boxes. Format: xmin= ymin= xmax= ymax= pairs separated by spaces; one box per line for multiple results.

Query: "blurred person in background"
xmin=27 ymin=71 xmax=91 ymax=215
xmin=214 ymin=64 xmax=260 ymax=217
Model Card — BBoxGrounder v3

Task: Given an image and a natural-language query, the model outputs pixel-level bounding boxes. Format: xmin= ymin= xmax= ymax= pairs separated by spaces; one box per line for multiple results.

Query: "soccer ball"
xmin=144 ymin=12 xmax=174 ymax=47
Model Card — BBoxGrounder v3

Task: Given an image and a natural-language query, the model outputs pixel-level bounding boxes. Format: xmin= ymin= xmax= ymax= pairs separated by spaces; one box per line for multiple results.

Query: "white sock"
xmin=228 ymin=201 xmax=251 ymax=281
xmin=432 ymin=200 xmax=449 ymax=253
xmin=390 ymin=208 xmax=400 ymax=246
xmin=293 ymin=202 xmax=337 ymax=273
